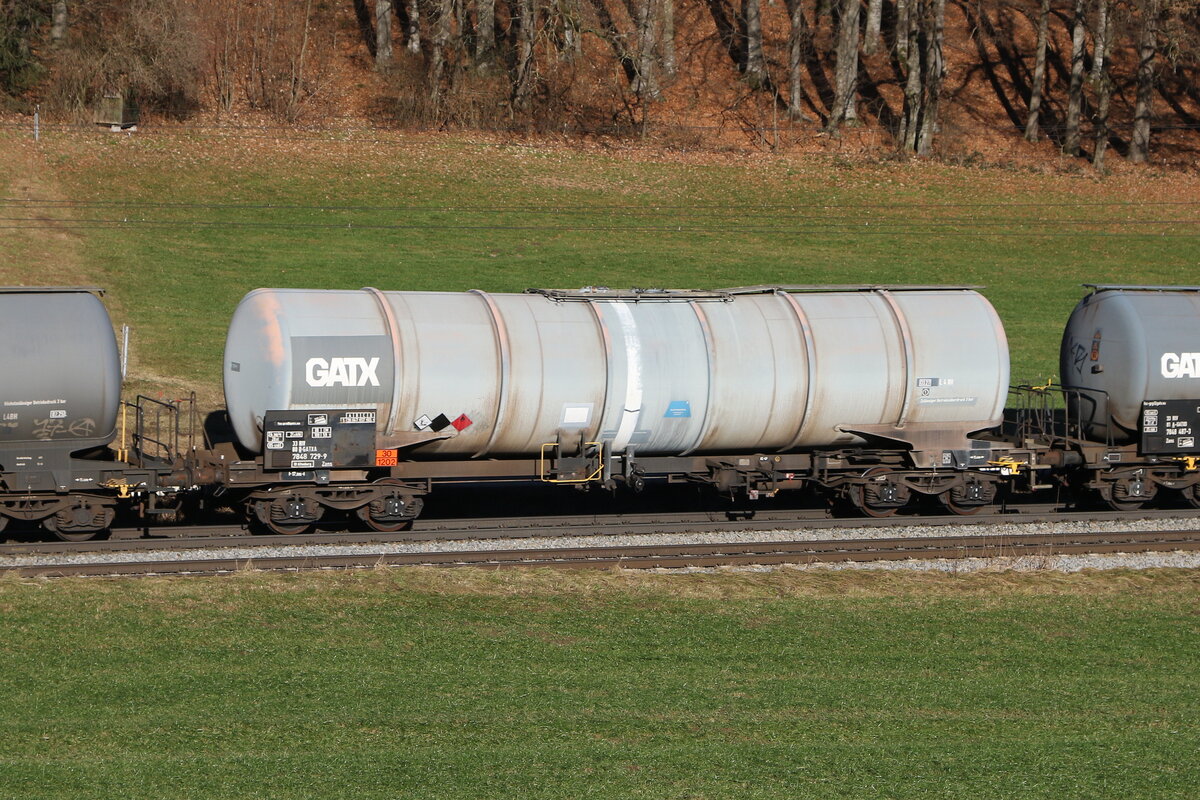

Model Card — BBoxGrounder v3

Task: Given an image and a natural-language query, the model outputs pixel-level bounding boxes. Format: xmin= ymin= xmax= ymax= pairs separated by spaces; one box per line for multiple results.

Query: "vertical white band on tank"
xmin=609 ymin=301 xmax=643 ymax=453
xmin=362 ymin=287 xmax=404 ymax=434
xmin=876 ymin=289 xmax=916 ymax=429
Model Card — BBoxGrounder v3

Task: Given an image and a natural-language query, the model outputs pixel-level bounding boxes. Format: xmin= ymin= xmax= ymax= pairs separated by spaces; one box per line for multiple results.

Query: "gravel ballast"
xmin=3 ymin=515 xmax=1200 ymax=573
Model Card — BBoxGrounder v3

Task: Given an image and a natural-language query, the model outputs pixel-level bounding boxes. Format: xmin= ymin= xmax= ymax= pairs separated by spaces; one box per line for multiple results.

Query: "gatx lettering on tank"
xmin=1161 ymin=353 xmax=1200 ymax=379
xmin=304 ymin=357 xmax=381 ymax=388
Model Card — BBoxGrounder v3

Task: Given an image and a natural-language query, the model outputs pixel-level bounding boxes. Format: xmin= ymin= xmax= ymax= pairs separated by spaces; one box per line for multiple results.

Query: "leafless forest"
xmin=2 ymin=0 xmax=1199 ymax=162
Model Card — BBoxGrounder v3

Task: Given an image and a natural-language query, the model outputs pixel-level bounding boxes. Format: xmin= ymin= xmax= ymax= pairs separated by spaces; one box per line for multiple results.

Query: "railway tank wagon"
xmin=220 ymin=285 xmax=1012 ymax=530
xmin=0 ymin=287 xmax=190 ymax=539
xmin=1057 ymin=285 xmax=1200 ymax=508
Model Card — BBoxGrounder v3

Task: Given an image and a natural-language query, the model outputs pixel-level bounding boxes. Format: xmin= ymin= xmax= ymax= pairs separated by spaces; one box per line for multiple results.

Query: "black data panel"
xmin=262 ymin=409 xmax=378 ymax=470
xmin=1140 ymin=400 xmax=1200 ymax=455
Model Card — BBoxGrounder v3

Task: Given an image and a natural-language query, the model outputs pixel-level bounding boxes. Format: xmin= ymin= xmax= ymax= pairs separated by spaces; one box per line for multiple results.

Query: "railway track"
xmin=4 ymin=503 xmax=1200 ymax=556
xmin=5 ymin=529 xmax=1199 ymax=578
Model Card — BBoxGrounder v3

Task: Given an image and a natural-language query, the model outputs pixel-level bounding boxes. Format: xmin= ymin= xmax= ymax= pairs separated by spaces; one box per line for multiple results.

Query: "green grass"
xmin=0 ymin=569 xmax=1197 ymax=799
xmin=4 ymin=129 xmax=1200 ymax=393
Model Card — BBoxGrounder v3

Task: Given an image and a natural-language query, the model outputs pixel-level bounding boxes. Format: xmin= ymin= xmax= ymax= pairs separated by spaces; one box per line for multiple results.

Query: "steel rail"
xmin=6 ymin=529 xmax=1198 ymax=578
xmin=3 ymin=504 xmax=1200 ymax=555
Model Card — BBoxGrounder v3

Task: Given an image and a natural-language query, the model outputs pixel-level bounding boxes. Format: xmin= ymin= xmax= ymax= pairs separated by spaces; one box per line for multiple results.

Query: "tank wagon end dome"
xmin=1061 ymin=285 xmax=1200 ymax=443
xmin=0 ymin=287 xmax=121 ymax=450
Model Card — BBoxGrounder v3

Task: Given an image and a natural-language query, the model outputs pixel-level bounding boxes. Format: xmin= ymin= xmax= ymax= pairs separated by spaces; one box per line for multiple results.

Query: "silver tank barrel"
xmin=224 ymin=286 xmax=1009 ymax=457
xmin=0 ymin=287 xmax=121 ymax=450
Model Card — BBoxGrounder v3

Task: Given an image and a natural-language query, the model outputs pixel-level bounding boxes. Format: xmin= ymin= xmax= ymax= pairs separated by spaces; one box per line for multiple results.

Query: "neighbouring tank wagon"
xmin=1062 ymin=285 xmax=1200 ymax=444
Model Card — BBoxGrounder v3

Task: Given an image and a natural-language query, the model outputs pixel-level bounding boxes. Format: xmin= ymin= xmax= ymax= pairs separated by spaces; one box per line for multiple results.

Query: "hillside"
xmin=2 ymin=0 xmax=1198 ymax=168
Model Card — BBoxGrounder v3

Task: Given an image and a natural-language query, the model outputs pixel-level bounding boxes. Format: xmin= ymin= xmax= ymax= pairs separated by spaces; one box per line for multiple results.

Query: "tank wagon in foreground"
xmin=217 ymin=285 xmax=1013 ymax=529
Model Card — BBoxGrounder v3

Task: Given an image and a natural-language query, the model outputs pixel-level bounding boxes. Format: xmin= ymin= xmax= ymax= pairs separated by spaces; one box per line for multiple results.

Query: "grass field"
xmin=4 ymin=128 xmax=1200 ymax=398
xmin=1 ymin=568 xmax=1198 ymax=799
xmin=3 ymin=128 xmax=1200 ymax=798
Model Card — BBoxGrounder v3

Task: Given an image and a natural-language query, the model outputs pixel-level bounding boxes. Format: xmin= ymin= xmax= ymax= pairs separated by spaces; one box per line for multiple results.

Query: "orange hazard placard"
xmin=375 ymin=449 xmax=398 ymax=467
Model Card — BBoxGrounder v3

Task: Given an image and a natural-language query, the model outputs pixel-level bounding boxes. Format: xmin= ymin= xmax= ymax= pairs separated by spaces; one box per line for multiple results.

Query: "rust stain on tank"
xmin=255 ymin=292 xmax=286 ymax=367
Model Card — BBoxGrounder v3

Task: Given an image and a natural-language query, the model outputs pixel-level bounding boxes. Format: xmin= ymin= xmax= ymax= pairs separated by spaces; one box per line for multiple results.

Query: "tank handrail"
xmin=722 ymin=284 xmax=982 ymax=294
xmin=526 ymin=287 xmax=733 ymax=302
xmin=1083 ymin=284 xmax=1200 ymax=294
xmin=0 ymin=286 xmax=104 ymax=295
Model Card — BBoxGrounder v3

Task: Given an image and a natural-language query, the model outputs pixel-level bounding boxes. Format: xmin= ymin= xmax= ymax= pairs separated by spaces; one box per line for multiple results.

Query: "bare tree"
xmin=827 ymin=0 xmax=861 ymax=132
xmin=743 ymin=0 xmax=766 ymax=86
xmin=915 ymin=0 xmax=945 ymax=153
xmin=1129 ymin=0 xmax=1159 ymax=163
xmin=660 ymin=0 xmax=677 ymax=79
xmin=1091 ymin=0 xmax=1113 ymax=167
xmin=476 ymin=0 xmax=496 ymax=68
xmin=405 ymin=0 xmax=422 ymax=53
xmin=1063 ymin=0 xmax=1087 ymax=154
xmin=512 ymin=0 xmax=536 ymax=111
xmin=633 ymin=0 xmax=662 ymax=98
xmin=429 ymin=0 xmax=450 ymax=97
xmin=895 ymin=0 xmax=910 ymax=63
xmin=863 ymin=0 xmax=883 ymax=55
xmin=50 ymin=0 xmax=68 ymax=46
xmin=785 ymin=0 xmax=813 ymax=120
xmin=1025 ymin=0 xmax=1050 ymax=142
xmin=207 ymin=0 xmax=241 ymax=113
xmin=899 ymin=0 xmax=945 ymax=154
xmin=375 ymin=0 xmax=393 ymax=69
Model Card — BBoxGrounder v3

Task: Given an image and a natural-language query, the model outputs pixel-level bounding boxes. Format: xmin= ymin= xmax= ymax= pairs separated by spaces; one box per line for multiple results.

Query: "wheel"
xmin=42 ymin=501 xmax=113 ymax=542
xmin=253 ymin=496 xmax=322 ymax=536
xmin=355 ymin=482 xmax=421 ymax=533
xmin=43 ymin=516 xmax=101 ymax=542
xmin=1186 ymin=484 xmax=1200 ymax=509
xmin=850 ymin=467 xmax=909 ymax=518
xmin=1102 ymin=475 xmax=1155 ymax=511
xmin=356 ymin=509 xmax=414 ymax=533
xmin=263 ymin=518 xmax=313 ymax=535
xmin=941 ymin=481 xmax=996 ymax=516
xmin=944 ymin=499 xmax=985 ymax=516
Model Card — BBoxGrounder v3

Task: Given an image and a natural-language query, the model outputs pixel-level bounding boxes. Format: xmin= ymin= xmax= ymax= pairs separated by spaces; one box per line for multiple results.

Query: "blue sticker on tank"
xmin=664 ymin=400 xmax=691 ymax=418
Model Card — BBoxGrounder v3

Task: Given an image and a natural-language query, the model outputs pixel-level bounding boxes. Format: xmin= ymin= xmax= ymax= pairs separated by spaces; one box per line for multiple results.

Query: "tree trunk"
xmin=476 ymin=0 xmax=496 ymax=68
xmin=828 ymin=0 xmax=861 ymax=132
xmin=863 ymin=0 xmax=883 ymax=55
xmin=430 ymin=0 xmax=450 ymax=98
xmin=1063 ymin=0 xmax=1087 ymax=155
xmin=900 ymin=0 xmax=921 ymax=150
xmin=406 ymin=0 xmax=422 ymax=53
xmin=915 ymin=0 xmax=945 ymax=155
xmin=1129 ymin=0 xmax=1158 ymax=163
xmin=375 ymin=0 xmax=394 ymax=69
xmin=743 ymin=0 xmax=766 ymax=86
xmin=632 ymin=0 xmax=662 ymax=98
xmin=660 ymin=0 xmax=677 ymax=79
xmin=50 ymin=0 xmax=68 ymax=46
xmin=513 ymin=0 xmax=536 ymax=111
xmin=785 ymin=0 xmax=812 ymax=120
xmin=1024 ymin=0 xmax=1049 ymax=142
xmin=1092 ymin=0 xmax=1112 ymax=167
xmin=590 ymin=0 xmax=638 ymax=83
xmin=895 ymin=0 xmax=909 ymax=64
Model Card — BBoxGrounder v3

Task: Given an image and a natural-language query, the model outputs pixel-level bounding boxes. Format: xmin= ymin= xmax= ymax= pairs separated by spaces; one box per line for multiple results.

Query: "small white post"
xmin=121 ymin=325 xmax=130 ymax=378
xmin=34 ymin=104 xmax=39 ymax=142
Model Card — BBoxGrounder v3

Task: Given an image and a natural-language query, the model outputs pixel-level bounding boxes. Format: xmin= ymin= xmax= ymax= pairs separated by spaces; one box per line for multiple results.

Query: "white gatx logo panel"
xmin=290 ymin=335 xmax=392 ymax=403
xmin=1161 ymin=352 xmax=1200 ymax=379
xmin=305 ymin=357 xmax=381 ymax=387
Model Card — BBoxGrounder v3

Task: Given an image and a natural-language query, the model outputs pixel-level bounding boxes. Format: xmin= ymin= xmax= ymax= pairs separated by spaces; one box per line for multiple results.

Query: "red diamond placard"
xmin=451 ymin=413 xmax=473 ymax=431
